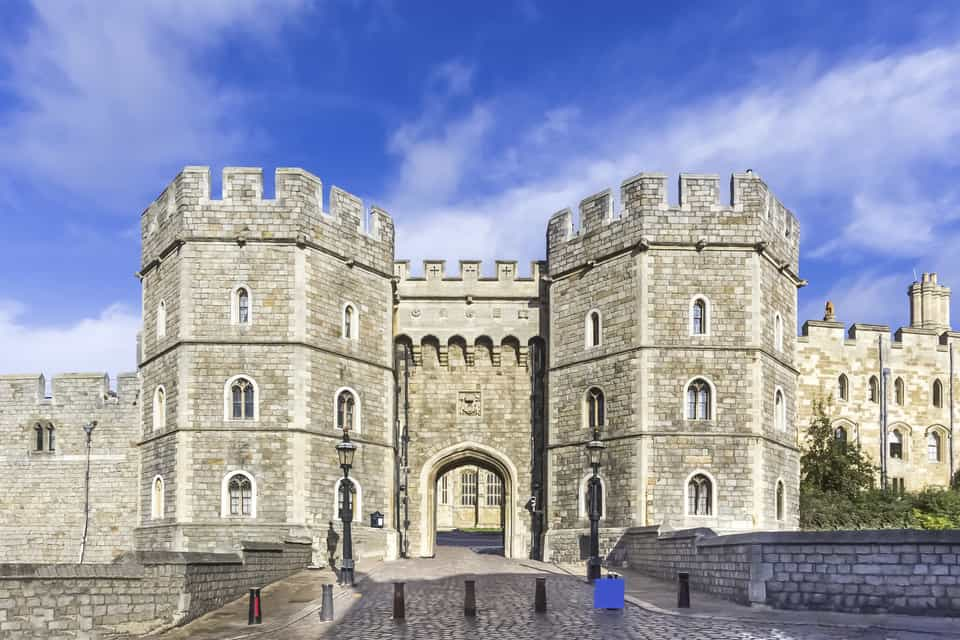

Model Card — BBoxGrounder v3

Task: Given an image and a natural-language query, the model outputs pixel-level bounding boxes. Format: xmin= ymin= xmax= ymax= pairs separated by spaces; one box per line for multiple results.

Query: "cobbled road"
xmin=261 ymin=547 xmax=926 ymax=640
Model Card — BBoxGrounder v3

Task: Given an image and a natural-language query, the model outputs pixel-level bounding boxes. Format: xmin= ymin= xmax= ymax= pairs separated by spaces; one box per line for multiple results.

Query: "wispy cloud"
xmin=0 ymin=300 xmax=139 ymax=377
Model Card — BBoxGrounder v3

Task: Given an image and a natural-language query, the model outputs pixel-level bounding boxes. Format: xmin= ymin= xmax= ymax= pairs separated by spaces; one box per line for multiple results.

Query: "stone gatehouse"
xmin=2 ymin=164 xmax=954 ymax=570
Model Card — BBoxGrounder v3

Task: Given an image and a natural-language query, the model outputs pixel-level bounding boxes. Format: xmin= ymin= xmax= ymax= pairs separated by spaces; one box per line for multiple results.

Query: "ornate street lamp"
xmin=585 ymin=427 xmax=605 ymax=582
xmin=336 ymin=430 xmax=358 ymax=586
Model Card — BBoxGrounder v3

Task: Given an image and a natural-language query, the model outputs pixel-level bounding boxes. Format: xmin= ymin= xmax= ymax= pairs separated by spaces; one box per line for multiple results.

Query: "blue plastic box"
xmin=593 ymin=574 xmax=625 ymax=609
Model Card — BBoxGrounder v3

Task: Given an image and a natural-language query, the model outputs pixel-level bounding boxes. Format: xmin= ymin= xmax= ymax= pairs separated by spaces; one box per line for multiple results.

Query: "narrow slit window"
xmin=237 ymin=288 xmax=249 ymax=324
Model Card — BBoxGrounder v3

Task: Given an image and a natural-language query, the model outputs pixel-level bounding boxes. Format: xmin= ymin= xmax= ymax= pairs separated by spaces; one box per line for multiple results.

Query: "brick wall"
xmin=0 ymin=539 xmax=311 ymax=639
xmin=621 ymin=526 xmax=960 ymax=616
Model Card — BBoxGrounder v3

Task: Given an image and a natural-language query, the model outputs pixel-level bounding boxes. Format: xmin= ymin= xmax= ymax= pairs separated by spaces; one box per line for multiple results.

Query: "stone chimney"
xmin=908 ymin=272 xmax=951 ymax=332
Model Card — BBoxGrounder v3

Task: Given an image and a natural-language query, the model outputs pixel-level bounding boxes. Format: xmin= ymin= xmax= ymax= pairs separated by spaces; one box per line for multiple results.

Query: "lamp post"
xmin=585 ymin=428 xmax=605 ymax=582
xmin=78 ymin=421 xmax=97 ymax=564
xmin=336 ymin=430 xmax=358 ymax=586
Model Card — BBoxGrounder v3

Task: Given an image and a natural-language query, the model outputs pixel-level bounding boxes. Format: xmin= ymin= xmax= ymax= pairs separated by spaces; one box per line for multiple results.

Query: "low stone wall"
xmin=544 ymin=527 xmax=628 ymax=565
xmin=619 ymin=526 xmax=960 ymax=616
xmin=0 ymin=538 xmax=312 ymax=639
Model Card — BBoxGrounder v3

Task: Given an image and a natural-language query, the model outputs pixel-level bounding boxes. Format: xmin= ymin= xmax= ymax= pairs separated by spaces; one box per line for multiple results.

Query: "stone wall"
xmin=0 ymin=539 xmax=311 ymax=639
xmin=0 ymin=373 xmax=139 ymax=563
xmin=621 ymin=526 xmax=960 ymax=616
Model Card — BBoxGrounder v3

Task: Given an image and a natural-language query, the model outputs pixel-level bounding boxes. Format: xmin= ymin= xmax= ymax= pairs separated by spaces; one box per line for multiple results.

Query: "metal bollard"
xmin=248 ymin=588 xmax=263 ymax=624
xmin=678 ymin=572 xmax=690 ymax=608
xmin=393 ymin=582 xmax=406 ymax=620
xmin=319 ymin=584 xmax=334 ymax=621
xmin=464 ymin=579 xmax=477 ymax=617
xmin=535 ymin=577 xmax=547 ymax=613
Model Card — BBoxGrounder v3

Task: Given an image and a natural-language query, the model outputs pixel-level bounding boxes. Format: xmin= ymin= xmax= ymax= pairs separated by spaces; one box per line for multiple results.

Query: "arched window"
xmin=933 ymin=379 xmax=944 ymax=408
xmin=895 ymin=377 xmax=905 ymax=406
xmin=461 ymin=470 xmax=477 ymax=506
xmin=889 ymin=429 xmax=903 ymax=460
xmin=578 ymin=473 xmax=606 ymax=520
xmin=230 ymin=378 xmax=255 ymax=420
xmin=687 ymin=473 xmax=713 ymax=516
xmin=869 ymin=376 xmax=879 ymax=403
xmin=336 ymin=388 xmax=359 ymax=432
xmin=838 ymin=374 xmax=849 ymax=402
xmin=586 ymin=387 xmax=605 ymax=431
xmin=690 ymin=297 xmax=708 ymax=336
xmin=46 ymin=424 xmax=55 ymax=451
xmin=157 ymin=300 xmax=166 ymax=339
xmin=222 ymin=472 xmax=255 ymax=517
xmin=775 ymin=389 xmax=785 ymax=431
xmin=774 ymin=314 xmax=783 ymax=352
xmin=585 ymin=310 xmax=602 ymax=348
xmin=34 ymin=423 xmax=44 ymax=451
xmin=485 ymin=472 xmax=503 ymax=506
xmin=775 ymin=480 xmax=785 ymax=521
xmin=834 ymin=425 xmax=847 ymax=445
xmin=686 ymin=378 xmax=712 ymax=420
xmin=343 ymin=303 xmax=357 ymax=340
xmin=153 ymin=386 xmax=166 ymax=431
xmin=928 ymin=431 xmax=942 ymax=462
xmin=334 ymin=477 xmax=363 ymax=523
xmin=151 ymin=476 xmax=165 ymax=519
xmin=237 ymin=288 xmax=249 ymax=324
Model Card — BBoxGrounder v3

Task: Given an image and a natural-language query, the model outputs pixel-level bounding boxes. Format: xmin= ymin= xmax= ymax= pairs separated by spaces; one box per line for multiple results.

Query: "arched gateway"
xmin=418 ymin=443 xmax=521 ymax=558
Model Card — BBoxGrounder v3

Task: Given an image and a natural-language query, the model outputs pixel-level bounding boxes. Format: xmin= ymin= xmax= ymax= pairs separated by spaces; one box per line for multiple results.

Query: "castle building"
xmin=797 ymin=273 xmax=958 ymax=491
xmin=5 ymin=165 xmax=946 ymax=568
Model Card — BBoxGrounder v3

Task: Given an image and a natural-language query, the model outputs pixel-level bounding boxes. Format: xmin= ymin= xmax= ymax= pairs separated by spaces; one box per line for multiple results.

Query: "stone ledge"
xmin=695 ymin=529 xmax=960 ymax=548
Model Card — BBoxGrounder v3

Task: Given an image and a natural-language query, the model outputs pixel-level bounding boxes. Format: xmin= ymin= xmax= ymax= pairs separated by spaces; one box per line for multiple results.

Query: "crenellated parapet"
xmin=394 ymin=259 xmax=542 ymax=298
xmin=140 ymin=167 xmax=395 ymax=276
xmin=546 ymin=171 xmax=799 ymax=278
xmin=0 ymin=373 xmax=139 ymax=408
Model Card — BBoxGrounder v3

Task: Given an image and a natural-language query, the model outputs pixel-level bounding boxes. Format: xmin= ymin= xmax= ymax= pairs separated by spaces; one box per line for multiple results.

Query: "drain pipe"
xmin=879 ymin=337 xmax=887 ymax=491
xmin=78 ymin=421 xmax=97 ymax=564
xmin=950 ymin=343 xmax=955 ymax=486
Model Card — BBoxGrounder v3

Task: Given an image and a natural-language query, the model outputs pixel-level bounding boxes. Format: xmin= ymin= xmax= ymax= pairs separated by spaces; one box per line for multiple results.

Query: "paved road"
xmin=250 ymin=548 xmax=937 ymax=640
xmin=436 ymin=530 xmax=504 ymax=554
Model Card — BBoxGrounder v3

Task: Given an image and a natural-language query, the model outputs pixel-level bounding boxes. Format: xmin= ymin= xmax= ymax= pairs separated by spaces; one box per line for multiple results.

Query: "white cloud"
xmin=0 ymin=0 xmax=308 ymax=202
xmin=0 ymin=300 xmax=140 ymax=378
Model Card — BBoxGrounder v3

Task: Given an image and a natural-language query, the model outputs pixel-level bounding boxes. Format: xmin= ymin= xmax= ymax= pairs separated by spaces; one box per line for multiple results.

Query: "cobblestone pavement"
xmin=250 ymin=548 xmax=944 ymax=640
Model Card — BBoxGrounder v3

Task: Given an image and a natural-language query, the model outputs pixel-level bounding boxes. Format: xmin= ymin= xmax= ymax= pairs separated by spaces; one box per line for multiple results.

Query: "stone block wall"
xmin=0 ymin=539 xmax=311 ymax=639
xmin=621 ymin=526 xmax=960 ymax=616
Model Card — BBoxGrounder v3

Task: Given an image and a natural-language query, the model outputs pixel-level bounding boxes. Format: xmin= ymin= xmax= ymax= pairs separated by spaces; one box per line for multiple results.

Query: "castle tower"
xmin=909 ymin=272 xmax=951 ymax=332
xmin=544 ymin=172 xmax=803 ymax=562
xmin=136 ymin=167 xmax=397 ymax=560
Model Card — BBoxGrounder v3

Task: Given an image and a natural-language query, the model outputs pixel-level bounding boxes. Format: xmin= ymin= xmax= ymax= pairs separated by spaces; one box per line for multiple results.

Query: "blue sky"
xmin=1 ymin=1 xmax=959 ymax=378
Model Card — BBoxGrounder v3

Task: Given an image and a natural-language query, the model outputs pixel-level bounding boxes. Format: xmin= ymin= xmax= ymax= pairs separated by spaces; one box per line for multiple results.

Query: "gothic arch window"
xmin=151 ymin=476 xmax=165 ymax=520
xmin=335 ymin=387 xmax=360 ymax=433
xmin=774 ymin=313 xmax=783 ymax=352
xmin=895 ymin=377 xmax=905 ymax=406
xmin=585 ymin=387 xmax=605 ymax=431
xmin=686 ymin=471 xmax=715 ymax=516
xmin=927 ymin=430 xmax=943 ymax=462
xmin=46 ymin=423 xmax=55 ymax=451
xmin=231 ymin=286 xmax=253 ymax=325
xmin=221 ymin=471 xmax=256 ymax=518
xmin=685 ymin=378 xmax=713 ymax=420
xmin=775 ymin=388 xmax=786 ymax=431
xmin=157 ymin=300 xmax=167 ymax=339
xmin=834 ymin=425 xmax=848 ymax=445
xmin=869 ymin=376 xmax=879 ymax=403
xmin=333 ymin=477 xmax=363 ymax=523
xmin=690 ymin=296 xmax=709 ymax=336
xmin=838 ymin=374 xmax=849 ymax=402
xmin=889 ymin=429 xmax=903 ymax=460
xmin=343 ymin=303 xmax=358 ymax=341
xmin=577 ymin=472 xmax=606 ymax=520
xmin=461 ymin=470 xmax=477 ymax=506
xmin=224 ymin=376 xmax=257 ymax=421
xmin=933 ymin=379 xmax=944 ymax=408
xmin=34 ymin=423 xmax=44 ymax=451
xmin=153 ymin=386 xmax=166 ymax=431
xmin=775 ymin=479 xmax=785 ymax=521
xmin=585 ymin=310 xmax=602 ymax=349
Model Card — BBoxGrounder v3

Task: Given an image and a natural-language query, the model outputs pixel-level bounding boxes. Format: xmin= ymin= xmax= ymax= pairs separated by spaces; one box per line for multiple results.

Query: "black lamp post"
xmin=336 ymin=430 xmax=358 ymax=586
xmin=585 ymin=427 xmax=605 ymax=582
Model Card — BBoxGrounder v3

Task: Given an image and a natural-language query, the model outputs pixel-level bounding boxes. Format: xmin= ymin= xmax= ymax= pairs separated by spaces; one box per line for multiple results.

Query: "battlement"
xmin=798 ymin=320 xmax=959 ymax=351
xmin=141 ymin=167 xmax=394 ymax=273
xmin=394 ymin=260 xmax=543 ymax=299
xmin=546 ymin=171 xmax=799 ymax=276
xmin=0 ymin=373 xmax=138 ymax=406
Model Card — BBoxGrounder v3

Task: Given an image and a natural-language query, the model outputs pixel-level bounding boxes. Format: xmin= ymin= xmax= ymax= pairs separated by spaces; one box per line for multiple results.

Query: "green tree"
xmin=800 ymin=399 xmax=876 ymax=496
